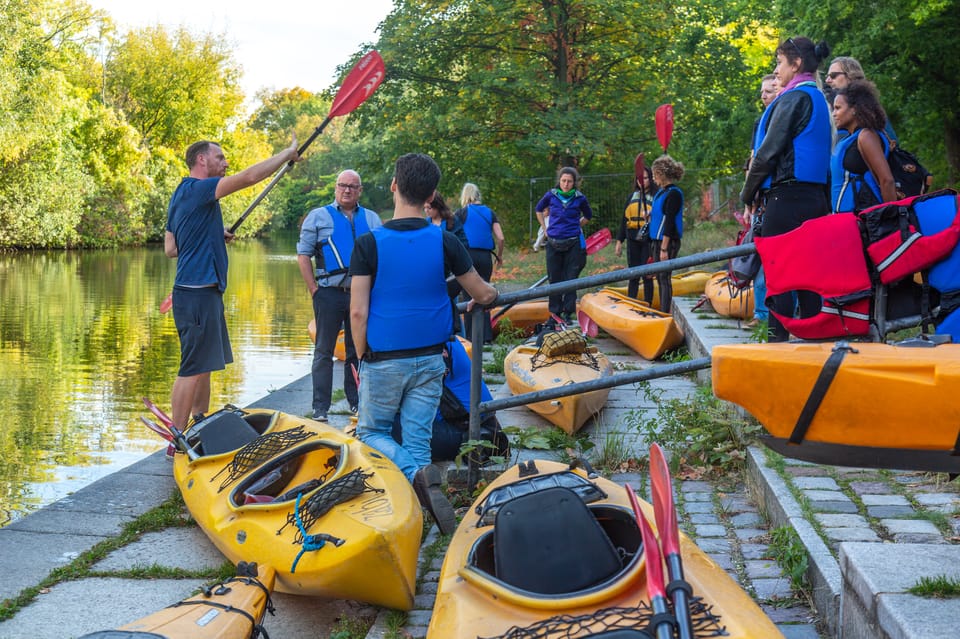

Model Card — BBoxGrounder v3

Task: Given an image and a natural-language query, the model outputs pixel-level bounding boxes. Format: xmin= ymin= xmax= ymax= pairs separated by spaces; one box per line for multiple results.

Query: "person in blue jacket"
xmin=648 ymin=155 xmax=685 ymax=313
xmin=297 ymin=170 xmax=382 ymax=422
xmin=349 ymin=153 xmax=498 ymax=534
xmin=830 ymin=80 xmax=897 ymax=212
xmin=456 ymin=183 xmax=504 ymax=342
xmin=535 ymin=167 xmax=593 ymax=324
xmin=741 ymin=36 xmax=832 ymax=342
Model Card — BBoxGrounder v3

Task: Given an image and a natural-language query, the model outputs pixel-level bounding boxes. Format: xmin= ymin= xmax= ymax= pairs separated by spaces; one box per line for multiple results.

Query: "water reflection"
xmin=0 ymin=231 xmax=314 ymax=526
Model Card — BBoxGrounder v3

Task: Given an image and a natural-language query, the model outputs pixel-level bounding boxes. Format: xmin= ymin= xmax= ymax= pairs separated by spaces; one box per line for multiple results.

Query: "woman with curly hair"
xmin=648 ymin=155 xmax=685 ymax=313
xmin=741 ymin=36 xmax=833 ymax=341
xmin=830 ymin=80 xmax=897 ymax=212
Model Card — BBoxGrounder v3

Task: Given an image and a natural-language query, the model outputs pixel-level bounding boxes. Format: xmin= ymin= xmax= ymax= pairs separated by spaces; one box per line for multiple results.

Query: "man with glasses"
xmin=297 ymin=170 xmax=382 ymax=421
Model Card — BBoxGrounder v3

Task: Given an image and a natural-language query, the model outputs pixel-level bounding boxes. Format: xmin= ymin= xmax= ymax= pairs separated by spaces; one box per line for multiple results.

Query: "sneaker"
xmin=413 ymin=464 xmax=457 ymax=535
xmin=312 ymin=411 xmax=328 ymax=422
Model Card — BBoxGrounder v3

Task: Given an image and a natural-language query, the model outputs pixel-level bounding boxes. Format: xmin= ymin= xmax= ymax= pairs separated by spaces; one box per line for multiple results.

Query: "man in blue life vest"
xmin=349 ymin=153 xmax=498 ymax=534
xmin=297 ymin=170 xmax=382 ymax=422
xmin=164 ymin=136 xmax=301 ymax=434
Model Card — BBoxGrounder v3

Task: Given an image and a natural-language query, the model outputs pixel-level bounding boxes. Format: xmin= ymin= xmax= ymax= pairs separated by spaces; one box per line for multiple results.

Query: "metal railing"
xmin=456 ymin=242 xmax=757 ymax=488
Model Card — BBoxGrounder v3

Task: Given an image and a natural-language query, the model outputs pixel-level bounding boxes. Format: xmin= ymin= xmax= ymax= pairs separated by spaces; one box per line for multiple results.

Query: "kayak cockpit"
xmin=227 ymin=440 xmax=347 ymax=507
xmin=464 ymin=471 xmax=642 ymax=602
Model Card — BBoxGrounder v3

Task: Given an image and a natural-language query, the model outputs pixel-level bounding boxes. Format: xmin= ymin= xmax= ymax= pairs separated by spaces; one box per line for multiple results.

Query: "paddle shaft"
xmin=228 ymin=115 xmax=333 ymax=234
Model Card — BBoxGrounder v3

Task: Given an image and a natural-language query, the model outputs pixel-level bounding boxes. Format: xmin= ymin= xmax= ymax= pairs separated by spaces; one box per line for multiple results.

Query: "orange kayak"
xmin=704 ymin=272 xmax=754 ymax=319
xmin=608 ymin=269 xmax=714 ymax=308
xmin=579 ymin=288 xmax=683 ymax=360
xmin=491 ymin=300 xmax=552 ymax=337
xmin=713 ymin=340 xmax=960 ymax=473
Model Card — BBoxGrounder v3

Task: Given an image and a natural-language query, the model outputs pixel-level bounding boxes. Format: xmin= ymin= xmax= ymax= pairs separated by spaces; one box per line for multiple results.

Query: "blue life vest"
xmin=831 ymin=129 xmax=888 ymax=213
xmin=649 ymin=185 xmax=684 ymax=241
xmin=368 ymin=224 xmax=452 ymax=352
xmin=754 ymin=83 xmax=831 ymax=186
xmin=442 ymin=338 xmax=492 ymax=418
xmin=315 ymin=205 xmax=372 ymax=276
xmin=461 ymin=204 xmax=495 ymax=250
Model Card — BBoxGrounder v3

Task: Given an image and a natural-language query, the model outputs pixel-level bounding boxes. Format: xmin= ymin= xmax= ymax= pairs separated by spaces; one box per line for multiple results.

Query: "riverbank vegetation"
xmin=3 ymin=0 xmax=958 ymax=249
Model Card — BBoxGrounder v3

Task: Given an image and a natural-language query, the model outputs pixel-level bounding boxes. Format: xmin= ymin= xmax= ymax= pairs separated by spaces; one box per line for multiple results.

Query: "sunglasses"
xmin=827 ymin=71 xmax=847 ymax=80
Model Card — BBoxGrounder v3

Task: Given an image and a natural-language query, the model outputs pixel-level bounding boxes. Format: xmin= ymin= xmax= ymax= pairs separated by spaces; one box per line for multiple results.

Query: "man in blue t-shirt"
xmin=164 ymin=136 xmax=300 ymax=433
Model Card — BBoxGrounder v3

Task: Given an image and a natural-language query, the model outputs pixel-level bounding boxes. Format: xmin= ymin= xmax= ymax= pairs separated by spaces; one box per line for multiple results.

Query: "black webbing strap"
xmin=788 ymin=343 xmax=858 ymax=445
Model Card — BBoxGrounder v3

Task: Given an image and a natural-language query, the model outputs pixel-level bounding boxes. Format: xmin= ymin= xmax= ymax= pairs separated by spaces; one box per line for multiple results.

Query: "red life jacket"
xmin=756 ymin=213 xmax=873 ymax=339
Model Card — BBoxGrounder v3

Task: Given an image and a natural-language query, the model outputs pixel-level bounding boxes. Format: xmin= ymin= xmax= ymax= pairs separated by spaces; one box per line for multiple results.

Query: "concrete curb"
xmin=747 ymin=445 xmax=842 ymax=637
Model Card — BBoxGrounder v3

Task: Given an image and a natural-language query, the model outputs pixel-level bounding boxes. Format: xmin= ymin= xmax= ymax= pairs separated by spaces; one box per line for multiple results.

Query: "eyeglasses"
xmin=337 ymin=183 xmax=361 ymax=190
xmin=827 ymin=71 xmax=847 ymax=80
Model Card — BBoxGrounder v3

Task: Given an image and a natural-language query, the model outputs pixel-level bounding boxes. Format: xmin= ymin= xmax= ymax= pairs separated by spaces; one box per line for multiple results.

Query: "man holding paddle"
xmin=297 ymin=170 xmax=381 ymax=422
xmin=349 ymin=153 xmax=497 ymax=534
xmin=164 ymin=136 xmax=301 ymax=433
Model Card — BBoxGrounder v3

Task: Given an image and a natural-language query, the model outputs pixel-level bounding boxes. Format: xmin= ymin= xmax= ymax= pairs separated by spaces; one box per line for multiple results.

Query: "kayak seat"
xmin=194 ymin=410 xmax=261 ymax=456
xmin=494 ymin=486 xmax=622 ymax=594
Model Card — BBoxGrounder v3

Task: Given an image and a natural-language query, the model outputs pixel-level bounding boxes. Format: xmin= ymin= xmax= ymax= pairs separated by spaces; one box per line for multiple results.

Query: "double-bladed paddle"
xmin=142 ymin=397 xmax=198 ymax=461
xmin=626 ymin=485 xmax=674 ymax=639
xmin=160 ymin=50 xmax=386 ymax=313
xmin=649 ymin=443 xmax=695 ymax=639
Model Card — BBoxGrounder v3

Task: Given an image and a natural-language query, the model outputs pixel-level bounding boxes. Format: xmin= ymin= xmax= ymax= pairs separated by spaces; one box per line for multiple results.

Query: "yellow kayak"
xmin=704 ymin=272 xmax=754 ymax=319
xmin=428 ymin=460 xmax=784 ymax=638
xmin=579 ymin=288 xmax=683 ymax=360
xmin=713 ymin=340 xmax=960 ymax=473
xmin=608 ymin=269 xmax=714 ymax=307
xmin=491 ymin=299 xmax=553 ymax=337
xmin=80 ymin=563 xmax=276 ymax=639
xmin=173 ymin=406 xmax=422 ymax=610
xmin=504 ymin=342 xmax=612 ymax=434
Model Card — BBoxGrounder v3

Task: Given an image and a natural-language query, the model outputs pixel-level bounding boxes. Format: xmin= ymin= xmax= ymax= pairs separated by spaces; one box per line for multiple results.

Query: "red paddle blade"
xmin=649 ymin=443 xmax=681 ymax=557
xmin=585 ymin=227 xmax=612 ymax=255
xmin=655 ymin=104 xmax=674 ymax=152
xmin=159 ymin=292 xmax=173 ymax=314
xmin=634 ymin=153 xmax=647 ymax=188
xmin=577 ymin=310 xmax=599 ymax=338
xmin=626 ymin=485 xmax=666 ymax=599
xmin=142 ymin=397 xmax=173 ymax=428
xmin=329 ymin=50 xmax=385 ymax=118
xmin=140 ymin=416 xmax=173 ymax=442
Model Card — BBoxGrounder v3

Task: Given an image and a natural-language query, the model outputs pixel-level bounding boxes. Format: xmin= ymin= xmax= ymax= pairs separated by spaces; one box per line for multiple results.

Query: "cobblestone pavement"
xmin=771 ymin=457 xmax=960 ymax=548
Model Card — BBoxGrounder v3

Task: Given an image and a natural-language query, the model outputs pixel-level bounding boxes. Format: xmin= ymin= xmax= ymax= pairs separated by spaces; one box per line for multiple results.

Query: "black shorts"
xmin=172 ymin=286 xmax=233 ymax=376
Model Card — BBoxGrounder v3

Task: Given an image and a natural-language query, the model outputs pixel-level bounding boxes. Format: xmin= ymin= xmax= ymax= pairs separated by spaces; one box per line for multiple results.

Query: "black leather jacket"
xmin=740 ymin=90 xmax=817 ymax=204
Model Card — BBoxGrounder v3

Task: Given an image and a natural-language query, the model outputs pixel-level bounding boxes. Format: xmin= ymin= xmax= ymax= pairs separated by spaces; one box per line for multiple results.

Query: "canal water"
xmin=0 ymin=230 xmax=315 ymax=527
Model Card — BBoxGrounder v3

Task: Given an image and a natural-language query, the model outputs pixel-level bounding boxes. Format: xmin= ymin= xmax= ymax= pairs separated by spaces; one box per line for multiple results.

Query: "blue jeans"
xmin=356 ymin=354 xmax=445 ymax=482
xmin=753 ymin=266 xmax=768 ymax=320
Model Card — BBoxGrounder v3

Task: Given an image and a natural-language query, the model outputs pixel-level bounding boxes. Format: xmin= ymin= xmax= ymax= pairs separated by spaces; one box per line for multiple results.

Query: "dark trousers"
xmin=649 ymin=238 xmax=681 ymax=313
xmin=625 ymin=236 xmax=654 ymax=303
xmin=462 ymin=248 xmax=493 ymax=342
xmin=545 ymin=241 xmax=586 ymax=317
xmin=311 ymin=286 xmax=358 ymax=413
xmin=760 ymin=183 xmax=830 ymax=342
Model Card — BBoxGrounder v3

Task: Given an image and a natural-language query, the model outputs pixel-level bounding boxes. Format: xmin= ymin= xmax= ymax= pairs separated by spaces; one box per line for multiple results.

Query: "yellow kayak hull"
xmin=608 ymin=269 xmax=714 ymax=307
xmin=173 ymin=408 xmax=422 ymax=610
xmin=704 ymin=272 xmax=754 ymax=319
xmin=713 ymin=341 xmax=960 ymax=455
xmin=83 ymin=564 xmax=276 ymax=639
xmin=428 ymin=460 xmax=784 ymax=638
xmin=492 ymin=300 xmax=553 ymax=337
xmin=504 ymin=344 xmax=612 ymax=434
xmin=579 ymin=288 xmax=684 ymax=360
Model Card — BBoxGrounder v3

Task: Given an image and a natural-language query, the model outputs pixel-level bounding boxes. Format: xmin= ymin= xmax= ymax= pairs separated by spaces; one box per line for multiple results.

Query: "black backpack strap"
xmin=789 ymin=342 xmax=859 ymax=445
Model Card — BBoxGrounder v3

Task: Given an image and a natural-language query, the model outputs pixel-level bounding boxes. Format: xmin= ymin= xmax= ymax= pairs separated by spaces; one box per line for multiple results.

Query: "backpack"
xmin=888 ymin=145 xmax=932 ymax=199
xmin=727 ymin=225 xmax=760 ymax=289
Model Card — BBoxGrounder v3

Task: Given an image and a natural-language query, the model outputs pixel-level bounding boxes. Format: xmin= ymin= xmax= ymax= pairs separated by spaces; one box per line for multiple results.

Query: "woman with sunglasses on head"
xmin=825 ymin=56 xmax=899 ymax=147
xmin=830 ymin=80 xmax=898 ymax=212
xmin=740 ymin=36 xmax=833 ymax=342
